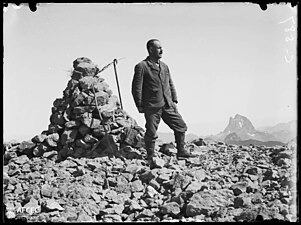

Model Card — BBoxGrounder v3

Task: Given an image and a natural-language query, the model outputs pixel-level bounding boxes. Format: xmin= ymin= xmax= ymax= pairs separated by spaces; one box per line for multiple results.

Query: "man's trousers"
xmin=143 ymin=104 xmax=187 ymax=144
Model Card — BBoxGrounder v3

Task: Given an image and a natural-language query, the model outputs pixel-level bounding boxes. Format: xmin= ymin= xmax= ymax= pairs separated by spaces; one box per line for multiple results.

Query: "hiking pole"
xmin=90 ymin=57 xmax=124 ymax=152
xmin=96 ymin=57 xmax=125 ymax=76
xmin=113 ymin=58 xmax=123 ymax=110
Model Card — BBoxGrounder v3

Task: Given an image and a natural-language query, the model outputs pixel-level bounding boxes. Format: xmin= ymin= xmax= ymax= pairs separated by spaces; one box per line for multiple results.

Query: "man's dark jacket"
xmin=132 ymin=57 xmax=178 ymax=110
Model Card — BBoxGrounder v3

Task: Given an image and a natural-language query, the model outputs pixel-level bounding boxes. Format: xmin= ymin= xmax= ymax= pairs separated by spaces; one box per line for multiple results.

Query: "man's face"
xmin=150 ymin=41 xmax=163 ymax=59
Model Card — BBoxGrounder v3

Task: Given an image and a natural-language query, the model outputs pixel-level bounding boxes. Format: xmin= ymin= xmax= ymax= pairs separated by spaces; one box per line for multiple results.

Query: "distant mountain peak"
xmin=234 ymin=114 xmax=244 ymax=119
xmin=210 ymin=115 xmax=296 ymax=145
xmin=223 ymin=114 xmax=255 ymax=133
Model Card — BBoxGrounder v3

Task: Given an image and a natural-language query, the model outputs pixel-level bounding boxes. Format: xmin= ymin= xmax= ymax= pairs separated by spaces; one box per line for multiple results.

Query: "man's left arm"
xmin=167 ymin=66 xmax=178 ymax=104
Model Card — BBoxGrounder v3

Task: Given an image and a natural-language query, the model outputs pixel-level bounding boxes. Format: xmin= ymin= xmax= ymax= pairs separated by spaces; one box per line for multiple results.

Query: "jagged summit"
xmin=223 ymin=114 xmax=256 ymax=134
xmin=214 ymin=114 xmax=278 ymax=143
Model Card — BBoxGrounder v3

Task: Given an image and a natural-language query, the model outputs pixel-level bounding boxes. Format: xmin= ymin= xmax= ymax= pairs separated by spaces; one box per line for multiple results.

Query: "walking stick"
xmin=96 ymin=57 xmax=124 ymax=75
xmin=113 ymin=59 xmax=123 ymax=110
xmin=89 ymin=57 xmax=125 ymax=154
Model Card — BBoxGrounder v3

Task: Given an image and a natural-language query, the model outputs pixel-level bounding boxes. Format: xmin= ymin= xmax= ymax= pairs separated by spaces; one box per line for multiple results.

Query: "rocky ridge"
xmin=257 ymin=120 xmax=297 ymax=144
xmin=3 ymin=58 xmax=298 ymax=222
xmin=3 ymin=137 xmax=298 ymax=222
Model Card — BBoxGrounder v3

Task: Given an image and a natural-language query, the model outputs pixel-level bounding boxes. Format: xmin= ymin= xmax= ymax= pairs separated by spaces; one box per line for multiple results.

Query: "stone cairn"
xmin=10 ymin=57 xmax=145 ymax=162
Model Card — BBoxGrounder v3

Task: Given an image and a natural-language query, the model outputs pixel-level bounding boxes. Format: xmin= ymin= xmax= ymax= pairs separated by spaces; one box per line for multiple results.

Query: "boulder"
xmin=192 ymin=138 xmax=207 ymax=146
xmin=160 ymin=202 xmax=181 ymax=217
xmin=186 ymin=190 xmax=229 ymax=217
xmin=32 ymin=134 xmax=47 ymax=143
xmin=61 ymin=129 xmax=78 ymax=145
xmin=18 ymin=140 xmax=36 ymax=152
xmin=45 ymin=133 xmax=60 ymax=147
xmin=230 ymin=182 xmax=248 ymax=196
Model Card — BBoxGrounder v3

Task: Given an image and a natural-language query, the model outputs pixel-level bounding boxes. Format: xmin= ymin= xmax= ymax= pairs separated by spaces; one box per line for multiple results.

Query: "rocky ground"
xmin=3 ymin=138 xmax=298 ymax=222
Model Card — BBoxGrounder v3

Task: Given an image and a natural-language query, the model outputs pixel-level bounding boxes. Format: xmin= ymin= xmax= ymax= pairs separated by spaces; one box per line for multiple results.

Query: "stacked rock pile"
xmin=3 ymin=57 xmax=145 ymax=164
xmin=3 ymin=137 xmax=298 ymax=222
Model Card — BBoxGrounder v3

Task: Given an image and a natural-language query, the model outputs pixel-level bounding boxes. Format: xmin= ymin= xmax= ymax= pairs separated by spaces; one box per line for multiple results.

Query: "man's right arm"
xmin=132 ymin=63 xmax=144 ymax=113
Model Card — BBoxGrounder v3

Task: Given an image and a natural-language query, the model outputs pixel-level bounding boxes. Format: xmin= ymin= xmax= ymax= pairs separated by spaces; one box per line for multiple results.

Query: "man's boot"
xmin=175 ymin=132 xmax=196 ymax=158
xmin=145 ymin=141 xmax=157 ymax=169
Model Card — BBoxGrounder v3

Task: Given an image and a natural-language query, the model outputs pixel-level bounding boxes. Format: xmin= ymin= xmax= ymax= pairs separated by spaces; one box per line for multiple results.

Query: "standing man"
xmin=132 ymin=39 xmax=195 ymax=167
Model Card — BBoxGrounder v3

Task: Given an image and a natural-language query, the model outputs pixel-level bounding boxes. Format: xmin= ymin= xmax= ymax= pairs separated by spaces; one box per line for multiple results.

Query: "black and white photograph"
xmin=3 ymin=3 xmax=298 ymax=222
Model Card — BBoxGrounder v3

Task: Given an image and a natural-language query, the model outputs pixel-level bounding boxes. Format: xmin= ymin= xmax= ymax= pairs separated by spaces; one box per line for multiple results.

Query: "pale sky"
xmin=3 ymin=3 xmax=297 ymax=142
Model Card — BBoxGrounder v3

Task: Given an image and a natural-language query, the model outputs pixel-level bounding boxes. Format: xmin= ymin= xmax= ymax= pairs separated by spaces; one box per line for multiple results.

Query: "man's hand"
xmin=172 ymin=102 xmax=178 ymax=113
xmin=138 ymin=107 xmax=144 ymax=113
